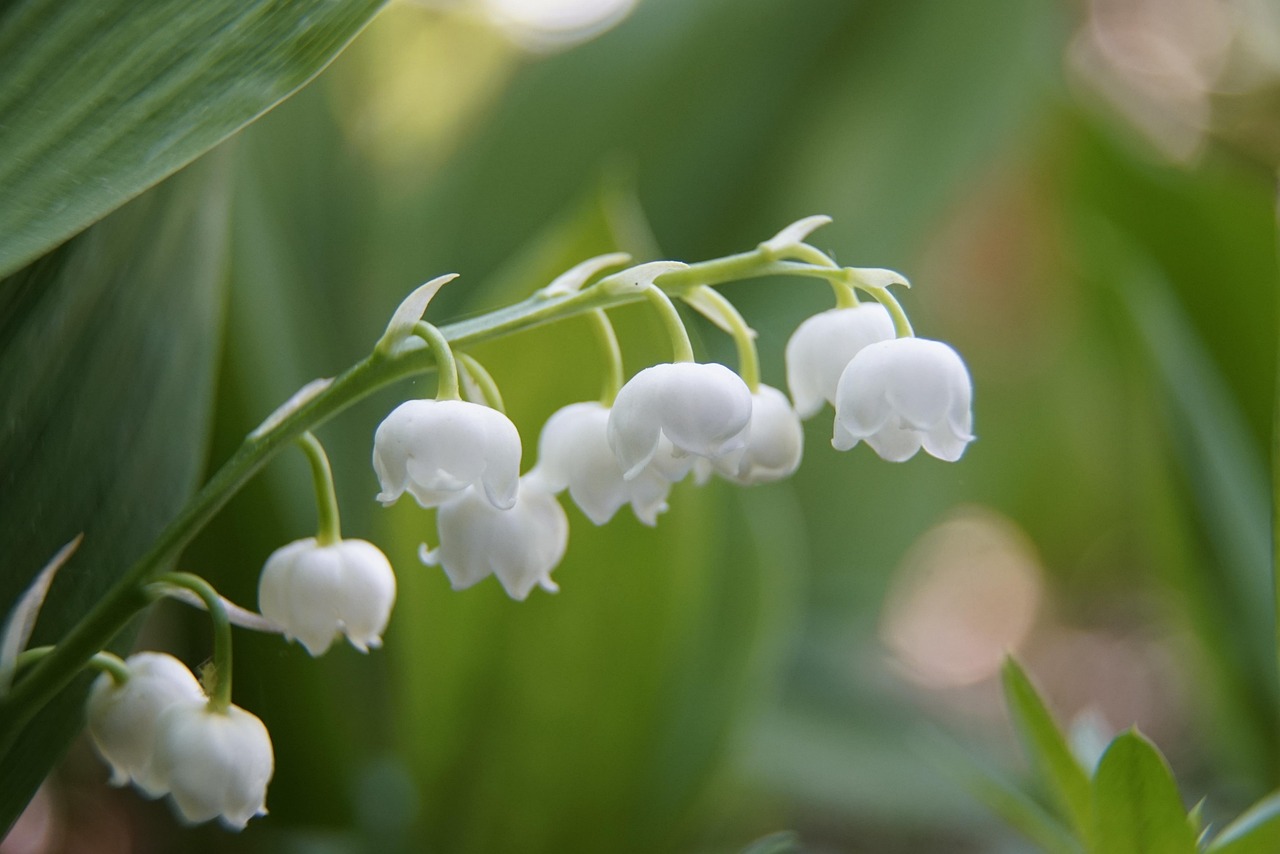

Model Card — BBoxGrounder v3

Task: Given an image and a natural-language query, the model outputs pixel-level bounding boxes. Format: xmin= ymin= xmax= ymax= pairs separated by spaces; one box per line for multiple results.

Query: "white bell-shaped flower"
xmin=257 ymin=537 xmax=397 ymax=656
xmin=785 ymin=303 xmax=895 ymax=419
xmin=833 ymin=337 xmax=974 ymax=462
xmin=711 ymin=384 xmax=804 ymax=485
xmin=607 ymin=362 xmax=753 ymax=480
xmin=152 ymin=701 xmax=274 ymax=830
xmin=372 ymin=398 xmax=521 ymax=510
xmin=530 ymin=402 xmax=673 ymax=526
xmin=420 ymin=477 xmax=569 ymax=601
xmin=85 ymin=652 xmax=205 ymax=797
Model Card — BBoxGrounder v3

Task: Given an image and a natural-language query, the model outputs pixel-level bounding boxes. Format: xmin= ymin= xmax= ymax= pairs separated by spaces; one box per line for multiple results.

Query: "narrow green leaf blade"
xmin=1208 ymin=792 xmax=1280 ymax=854
xmin=1002 ymin=657 xmax=1092 ymax=835
xmin=0 ymin=0 xmax=385 ymax=279
xmin=0 ymin=151 xmax=232 ymax=832
xmin=1090 ymin=731 xmax=1197 ymax=854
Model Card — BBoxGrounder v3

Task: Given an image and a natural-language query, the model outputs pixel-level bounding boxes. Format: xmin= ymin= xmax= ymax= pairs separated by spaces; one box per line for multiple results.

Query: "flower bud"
xmin=833 ymin=337 xmax=974 ymax=462
xmin=372 ymin=399 xmax=522 ymax=510
xmin=421 ymin=478 xmax=569 ymax=601
xmin=607 ymin=362 xmax=753 ymax=480
xmin=152 ymin=701 xmax=274 ymax=830
xmin=258 ymin=537 xmax=397 ymax=656
xmin=85 ymin=652 xmax=204 ymax=797
xmin=785 ymin=304 xmax=895 ymax=418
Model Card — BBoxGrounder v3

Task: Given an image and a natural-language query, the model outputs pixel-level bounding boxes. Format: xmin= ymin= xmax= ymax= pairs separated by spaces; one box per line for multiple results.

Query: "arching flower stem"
xmin=643 ymin=285 xmax=694 ymax=363
xmin=457 ymin=353 xmax=507 ymax=413
xmin=14 ymin=646 xmax=129 ymax=686
xmin=866 ymin=288 xmax=915 ymax=338
xmin=297 ymin=432 xmax=341 ymax=547
xmin=153 ymin=573 xmax=233 ymax=714
xmin=588 ymin=309 xmax=624 ymax=406
xmin=688 ymin=286 xmax=760 ymax=392
xmin=412 ymin=321 xmax=461 ymax=400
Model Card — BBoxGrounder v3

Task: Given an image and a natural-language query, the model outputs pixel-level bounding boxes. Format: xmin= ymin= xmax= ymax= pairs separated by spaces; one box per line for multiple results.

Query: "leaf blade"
xmin=1090 ymin=731 xmax=1197 ymax=854
xmin=0 ymin=0 xmax=386 ymax=278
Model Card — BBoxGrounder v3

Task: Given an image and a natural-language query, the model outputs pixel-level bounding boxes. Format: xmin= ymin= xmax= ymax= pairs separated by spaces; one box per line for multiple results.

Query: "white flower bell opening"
xmin=785 ymin=303 xmax=895 ymax=419
xmin=530 ymin=401 xmax=673 ymax=526
xmin=711 ymin=384 xmax=804 ymax=485
xmin=606 ymin=362 xmax=753 ymax=480
xmin=258 ymin=537 xmax=397 ymax=656
xmin=152 ymin=701 xmax=274 ymax=830
xmin=86 ymin=652 xmax=204 ymax=797
xmin=420 ymin=477 xmax=569 ymax=601
xmin=372 ymin=398 xmax=522 ymax=510
xmin=833 ymin=337 xmax=974 ymax=462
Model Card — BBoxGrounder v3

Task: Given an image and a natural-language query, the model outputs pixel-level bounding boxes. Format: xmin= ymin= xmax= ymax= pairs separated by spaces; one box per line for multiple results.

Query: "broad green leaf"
xmin=1002 ymin=658 xmax=1092 ymax=836
xmin=0 ymin=0 xmax=386 ymax=279
xmin=1090 ymin=731 xmax=1197 ymax=854
xmin=1208 ymin=792 xmax=1280 ymax=854
xmin=0 ymin=151 xmax=232 ymax=831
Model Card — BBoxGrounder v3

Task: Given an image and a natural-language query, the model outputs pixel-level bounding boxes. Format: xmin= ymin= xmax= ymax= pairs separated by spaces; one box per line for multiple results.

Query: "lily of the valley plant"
xmin=0 ymin=215 xmax=972 ymax=830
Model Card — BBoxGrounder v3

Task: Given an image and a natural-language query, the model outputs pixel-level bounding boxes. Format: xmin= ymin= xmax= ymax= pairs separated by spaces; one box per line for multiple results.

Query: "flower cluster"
xmin=86 ymin=652 xmax=273 ymax=830
xmin=49 ymin=215 xmax=971 ymax=835
xmin=372 ymin=218 xmax=973 ymax=601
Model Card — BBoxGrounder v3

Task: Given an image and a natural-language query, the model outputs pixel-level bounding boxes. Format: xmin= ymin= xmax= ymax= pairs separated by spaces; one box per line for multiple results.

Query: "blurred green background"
xmin=4 ymin=0 xmax=1280 ymax=851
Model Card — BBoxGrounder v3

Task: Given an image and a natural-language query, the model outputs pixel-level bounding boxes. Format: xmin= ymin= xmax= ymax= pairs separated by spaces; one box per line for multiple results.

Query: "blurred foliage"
xmin=5 ymin=0 xmax=1280 ymax=852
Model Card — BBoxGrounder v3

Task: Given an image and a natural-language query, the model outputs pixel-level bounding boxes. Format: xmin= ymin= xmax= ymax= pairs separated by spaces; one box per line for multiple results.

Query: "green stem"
xmin=298 ymin=432 xmax=341 ymax=546
xmin=689 ymin=286 xmax=759 ymax=391
xmin=413 ymin=322 xmax=460 ymax=400
xmin=643 ymin=286 xmax=694 ymax=363
xmin=14 ymin=646 xmax=129 ymax=686
xmin=155 ymin=573 xmax=232 ymax=712
xmin=457 ymin=353 xmax=506 ymax=413
xmin=867 ymin=287 xmax=914 ymax=338
xmin=588 ymin=310 xmax=624 ymax=405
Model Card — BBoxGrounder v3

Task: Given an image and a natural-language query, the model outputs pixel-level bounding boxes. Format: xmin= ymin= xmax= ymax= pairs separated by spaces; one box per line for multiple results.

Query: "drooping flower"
xmin=709 ymin=384 xmax=804 ymax=485
xmin=529 ymin=401 xmax=674 ymax=526
xmin=606 ymin=362 xmax=753 ymax=480
xmin=257 ymin=537 xmax=397 ymax=656
xmin=784 ymin=303 xmax=895 ymax=419
xmin=420 ymin=477 xmax=569 ymax=601
xmin=151 ymin=701 xmax=274 ymax=831
xmin=832 ymin=337 xmax=974 ymax=462
xmin=372 ymin=398 xmax=521 ymax=510
xmin=85 ymin=652 xmax=205 ymax=797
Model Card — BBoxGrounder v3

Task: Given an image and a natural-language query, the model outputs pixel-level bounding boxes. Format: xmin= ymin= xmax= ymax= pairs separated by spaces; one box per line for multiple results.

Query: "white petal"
xmin=535 ymin=401 xmax=673 ymax=526
xmin=609 ymin=363 xmax=753 ymax=479
xmin=833 ymin=337 xmax=974 ymax=462
xmin=372 ymin=399 xmax=522 ymax=510
xmin=716 ymin=385 xmax=803 ymax=485
xmin=432 ymin=481 xmax=569 ymax=600
xmin=154 ymin=702 xmax=273 ymax=830
xmin=785 ymin=304 xmax=894 ymax=419
xmin=86 ymin=652 xmax=204 ymax=798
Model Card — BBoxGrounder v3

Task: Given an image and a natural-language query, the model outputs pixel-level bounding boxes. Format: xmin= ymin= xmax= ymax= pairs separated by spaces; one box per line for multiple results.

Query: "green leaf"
xmin=740 ymin=830 xmax=803 ymax=854
xmin=1090 ymin=731 xmax=1197 ymax=854
xmin=1208 ymin=792 xmax=1280 ymax=854
xmin=0 ymin=0 xmax=386 ymax=279
xmin=933 ymin=734 xmax=1082 ymax=854
xmin=1002 ymin=657 xmax=1093 ymax=836
xmin=0 ymin=151 xmax=233 ymax=831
